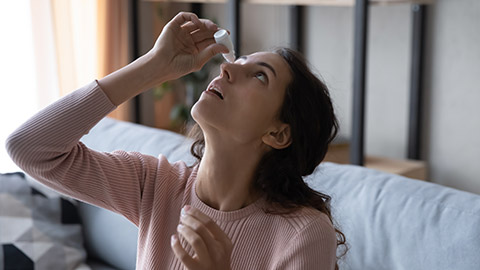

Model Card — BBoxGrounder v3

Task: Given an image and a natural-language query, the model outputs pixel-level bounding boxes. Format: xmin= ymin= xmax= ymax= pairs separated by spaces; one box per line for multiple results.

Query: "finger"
xmin=182 ymin=19 xmax=217 ymax=34
xmin=196 ymin=43 xmax=230 ymax=69
xmin=199 ymin=18 xmax=218 ymax=31
xmin=171 ymin=234 xmax=197 ymax=267
xmin=181 ymin=210 xmax=221 ymax=256
xmin=196 ymin=37 xmax=217 ymax=52
xmin=184 ymin=206 xmax=233 ymax=250
xmin=181 ymin=21 xmax=199 ymax=33
xmin=170 ymin=12 xmax=202 ymax=28
xmin=191 ymin=29 xmax=217 ymax=44
xmin=177 ymin=223 xmax=210 ymax=262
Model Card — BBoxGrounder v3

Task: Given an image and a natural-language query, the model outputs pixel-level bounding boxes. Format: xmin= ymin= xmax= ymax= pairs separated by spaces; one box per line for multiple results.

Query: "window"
xmin=0 ymin=1 xmax=39 ymax=172
xmin=0 ymin=0 xmax=98 ymax=172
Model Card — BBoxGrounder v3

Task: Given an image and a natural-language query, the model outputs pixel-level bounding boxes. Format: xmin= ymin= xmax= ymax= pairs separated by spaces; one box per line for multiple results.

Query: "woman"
xmin=7 ymin=12 xmax=346 ymax=269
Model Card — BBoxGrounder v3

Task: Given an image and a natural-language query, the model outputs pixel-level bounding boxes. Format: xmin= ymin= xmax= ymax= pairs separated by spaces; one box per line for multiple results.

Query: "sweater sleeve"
xmin=275 ymin=215 xmax=338 ymax=270
xmin=5 ymin=81 xmax=160 ymax=226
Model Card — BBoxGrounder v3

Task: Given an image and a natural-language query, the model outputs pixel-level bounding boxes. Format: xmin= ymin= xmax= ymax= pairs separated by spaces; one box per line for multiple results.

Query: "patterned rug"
xmin=0 ymin=172 xmax=89 ymax=269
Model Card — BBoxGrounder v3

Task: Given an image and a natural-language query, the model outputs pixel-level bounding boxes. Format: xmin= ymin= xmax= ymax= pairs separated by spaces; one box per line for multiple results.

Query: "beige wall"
xmin=200 ymin=0 xmax=480 ymax=194
xmin=423 ymin=0 xmax=480 ymax=193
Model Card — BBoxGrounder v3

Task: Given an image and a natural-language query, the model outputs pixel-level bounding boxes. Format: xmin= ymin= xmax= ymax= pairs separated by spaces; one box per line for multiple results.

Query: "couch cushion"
xmin=0 ymin=172 xmax=89 ymax=270
xmin=307 ymin=163 xmax=480 ymax=270
xmin=87 ymin=259 xmax=120 ymax=270
xmin=77 ymin=203 xmax=138 ymax=270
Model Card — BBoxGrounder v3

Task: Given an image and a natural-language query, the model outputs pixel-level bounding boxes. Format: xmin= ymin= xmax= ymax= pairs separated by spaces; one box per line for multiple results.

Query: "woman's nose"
xmin=220 ymin=62 xmax=235 ymax=82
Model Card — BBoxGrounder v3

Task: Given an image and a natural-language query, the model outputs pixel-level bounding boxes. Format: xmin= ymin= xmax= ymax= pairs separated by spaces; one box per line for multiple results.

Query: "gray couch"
xmin=79 ymin=117 xmax=480 ymax=270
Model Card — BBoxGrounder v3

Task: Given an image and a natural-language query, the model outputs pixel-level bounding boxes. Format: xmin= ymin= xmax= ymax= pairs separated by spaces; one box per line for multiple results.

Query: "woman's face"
xmin=191 ymin=52 xmax=292 ymax=145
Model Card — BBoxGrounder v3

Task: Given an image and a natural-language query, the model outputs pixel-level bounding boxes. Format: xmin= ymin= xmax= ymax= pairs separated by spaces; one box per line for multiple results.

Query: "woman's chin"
xmin=191 ymin=102 xmax=218 ymax=131
xmin=190 ymin=102 xmax=202 ymax=123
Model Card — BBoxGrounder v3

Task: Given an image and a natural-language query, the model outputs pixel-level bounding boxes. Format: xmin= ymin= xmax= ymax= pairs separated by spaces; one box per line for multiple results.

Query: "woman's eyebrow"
xmin=238 ymin=56 xmax=277 ymax=77
xmin=257 ymin=62 xmax=277 ymax=77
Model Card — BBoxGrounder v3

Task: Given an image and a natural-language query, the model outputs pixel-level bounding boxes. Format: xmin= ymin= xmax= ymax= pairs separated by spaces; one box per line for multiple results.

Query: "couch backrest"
xmin=82 ymin=118 xmax=480 ymax=270
xmin=306 ymin=163 xmax=480 ymax=270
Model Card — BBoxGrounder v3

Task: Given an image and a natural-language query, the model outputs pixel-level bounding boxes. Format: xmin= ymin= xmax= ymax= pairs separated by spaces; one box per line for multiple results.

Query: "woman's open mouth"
xmin=205 ymin=86 xmax=224 ymax=100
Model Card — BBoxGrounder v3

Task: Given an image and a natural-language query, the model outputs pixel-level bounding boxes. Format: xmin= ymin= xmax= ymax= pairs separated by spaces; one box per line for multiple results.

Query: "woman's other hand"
xmin=151 ymin=12 xmax=228 ymax=82
xmin=171 ymin=205 xmax=232 ymax=270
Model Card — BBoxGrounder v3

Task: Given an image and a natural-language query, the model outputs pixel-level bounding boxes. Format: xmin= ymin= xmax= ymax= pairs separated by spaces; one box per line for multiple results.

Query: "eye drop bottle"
xmin=214 ymin=29 xmax=235 ymax=63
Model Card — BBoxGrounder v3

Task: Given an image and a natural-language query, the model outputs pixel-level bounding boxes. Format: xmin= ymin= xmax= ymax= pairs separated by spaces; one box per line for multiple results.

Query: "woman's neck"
xmin=195 ymin=137 xmax=266 ymax=212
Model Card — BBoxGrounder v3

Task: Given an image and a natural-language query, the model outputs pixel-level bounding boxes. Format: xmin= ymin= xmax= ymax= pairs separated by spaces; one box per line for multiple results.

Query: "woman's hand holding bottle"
xmin=98 ymin=12 xmax=227 ymax=106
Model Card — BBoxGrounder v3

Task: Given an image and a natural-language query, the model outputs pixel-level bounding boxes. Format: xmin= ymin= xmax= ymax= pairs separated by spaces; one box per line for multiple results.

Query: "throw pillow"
xmin=0 ymin=172 xmax=90 ymax=270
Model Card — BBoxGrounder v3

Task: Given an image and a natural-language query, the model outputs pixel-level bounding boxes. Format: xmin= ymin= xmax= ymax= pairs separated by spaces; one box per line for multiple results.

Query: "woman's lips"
xmin=205 ymin=86 xmax=224 ymax=100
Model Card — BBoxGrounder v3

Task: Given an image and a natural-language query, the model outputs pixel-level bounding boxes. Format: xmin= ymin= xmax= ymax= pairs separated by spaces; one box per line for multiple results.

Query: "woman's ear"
xmin=262 ymin=123 xmax=292 ymax=150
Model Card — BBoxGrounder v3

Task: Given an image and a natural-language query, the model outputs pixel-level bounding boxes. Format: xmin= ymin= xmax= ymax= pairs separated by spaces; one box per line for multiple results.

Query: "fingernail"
xmin=171 ymin=234 xmax=177 ymax=245
xmin=180 ymin=208 xmax=187 ymax=218
xmin=177 ymin=224 xmax=184 ymax=232
xmin=182 ymin=205 xmax=191 ymax=216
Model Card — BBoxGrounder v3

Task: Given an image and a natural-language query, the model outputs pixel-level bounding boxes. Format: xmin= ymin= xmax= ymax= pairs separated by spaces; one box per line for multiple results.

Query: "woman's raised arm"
xmin=6 ymin=12 xmax=227 ymax=225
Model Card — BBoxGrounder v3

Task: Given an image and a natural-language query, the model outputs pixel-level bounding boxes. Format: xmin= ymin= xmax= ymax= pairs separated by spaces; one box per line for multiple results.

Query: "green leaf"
xmin=153 ymin=82 xmax=172 ymax=100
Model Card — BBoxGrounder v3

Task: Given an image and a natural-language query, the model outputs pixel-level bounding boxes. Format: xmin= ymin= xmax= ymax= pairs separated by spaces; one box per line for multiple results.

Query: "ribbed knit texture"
xmin=6 ymin=81 xmax=337 ymax=269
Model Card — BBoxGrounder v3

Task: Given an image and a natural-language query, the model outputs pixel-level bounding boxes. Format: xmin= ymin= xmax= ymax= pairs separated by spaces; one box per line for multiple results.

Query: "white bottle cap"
xmin=214 ymin=29 xmax=236 ymax=63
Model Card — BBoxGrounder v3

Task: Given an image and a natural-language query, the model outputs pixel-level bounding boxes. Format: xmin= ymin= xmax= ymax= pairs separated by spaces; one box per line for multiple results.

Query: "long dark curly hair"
xmin=188 ymin=47 xmax=347 ymax=268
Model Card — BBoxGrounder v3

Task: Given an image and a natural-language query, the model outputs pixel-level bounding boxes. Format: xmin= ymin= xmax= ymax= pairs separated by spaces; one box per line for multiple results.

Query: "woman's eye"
xmin=255 ymin=72 xmax=267 ymax=83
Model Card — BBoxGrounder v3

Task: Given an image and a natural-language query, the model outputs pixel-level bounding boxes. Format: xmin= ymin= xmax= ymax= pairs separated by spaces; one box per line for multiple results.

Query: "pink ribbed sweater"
xmin=6 ymin=81 xmax=337 ymax=269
